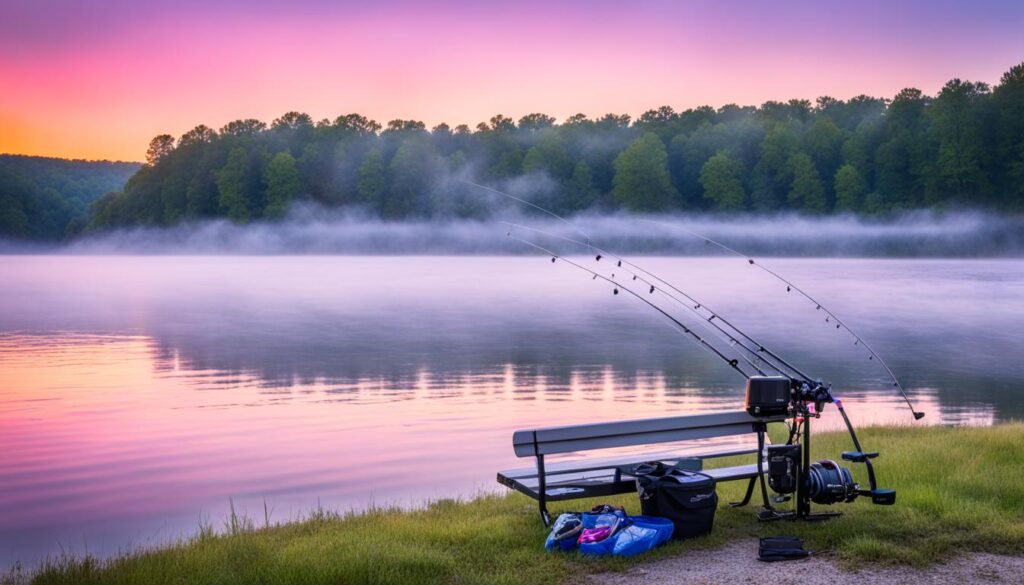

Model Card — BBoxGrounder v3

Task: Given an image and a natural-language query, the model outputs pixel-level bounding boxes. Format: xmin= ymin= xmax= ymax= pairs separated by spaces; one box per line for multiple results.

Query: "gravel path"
xmin=590 ymin=541 xmax=1024 ymax=584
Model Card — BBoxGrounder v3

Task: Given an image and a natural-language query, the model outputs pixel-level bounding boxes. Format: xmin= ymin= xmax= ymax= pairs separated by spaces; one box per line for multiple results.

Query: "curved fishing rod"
xmin=502 ymin=220 xmax=789 ymax=379
xmin=458 ymin=178 xmax=814 ymax=382
xmin=506 ymin=233 xmax=753 ymax=379
xmin=639 ymin=219 xmax=925 ymax=421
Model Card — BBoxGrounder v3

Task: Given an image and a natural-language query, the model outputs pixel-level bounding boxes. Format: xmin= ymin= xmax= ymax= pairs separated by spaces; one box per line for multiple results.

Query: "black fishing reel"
xmin=794 ymin=381 xmax=833 ymax=415
xmin=767 ymin=445 xmax=860 ymax=505
xmin=806 ymin=460 xmax=859 ymax=505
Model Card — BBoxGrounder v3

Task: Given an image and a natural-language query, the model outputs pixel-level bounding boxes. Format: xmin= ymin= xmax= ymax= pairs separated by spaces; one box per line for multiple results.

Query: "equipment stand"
xmin=757 ymin=408 xmax=840 ymax=522
xmin=794 ymin=411 xmax=840 ymax=521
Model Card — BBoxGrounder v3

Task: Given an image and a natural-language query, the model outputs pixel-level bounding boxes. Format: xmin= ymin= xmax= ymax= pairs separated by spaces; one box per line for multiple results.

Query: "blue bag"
xmin=579 ymin=508 xmax=673 ymax=557
xmin=611 ymin=516 xmax=674 ymax=557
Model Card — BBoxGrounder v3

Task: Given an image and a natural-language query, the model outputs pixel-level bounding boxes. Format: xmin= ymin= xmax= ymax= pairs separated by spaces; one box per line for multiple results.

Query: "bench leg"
xmin=729 ymin=476 xmax=757 ymax=508
xmin=536 ymin=454 xmax=551 ymax=527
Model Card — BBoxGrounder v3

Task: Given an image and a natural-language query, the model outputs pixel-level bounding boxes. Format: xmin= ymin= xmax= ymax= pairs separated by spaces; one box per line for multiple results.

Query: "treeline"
xmin=87 ymin=62 xmax=1024 ymax=230
xmin=0 ymin=155 xmax=139 ymax=240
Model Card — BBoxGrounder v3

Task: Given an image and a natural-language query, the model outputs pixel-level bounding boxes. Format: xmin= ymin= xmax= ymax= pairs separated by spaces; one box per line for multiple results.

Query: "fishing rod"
xmin=502 ymin=220 xmax=793 ymax=379
xmin=639 ymin=219 xmax=925 ymax=421
xmin=459 ymin=180 xmax=814 ymax=383
xmin=505 ymin=232 xmax=754 ymax=379
xmin=505 ymin=225 xmax=770 ymax=377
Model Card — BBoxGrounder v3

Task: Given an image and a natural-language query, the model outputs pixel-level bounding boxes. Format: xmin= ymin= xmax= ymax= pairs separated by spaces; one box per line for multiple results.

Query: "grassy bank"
xmin=8 ymin=423 xmax=1024 ymax=585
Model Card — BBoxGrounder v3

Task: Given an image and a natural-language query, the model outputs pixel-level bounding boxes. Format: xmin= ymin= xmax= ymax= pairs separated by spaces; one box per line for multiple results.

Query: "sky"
xmin=1 ymin=0 xmax=1022 ymax=162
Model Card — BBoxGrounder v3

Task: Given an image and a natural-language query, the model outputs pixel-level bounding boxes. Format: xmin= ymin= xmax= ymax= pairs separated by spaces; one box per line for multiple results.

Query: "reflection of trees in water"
xmin=141 ymin=301 xmax=1024 ymax=421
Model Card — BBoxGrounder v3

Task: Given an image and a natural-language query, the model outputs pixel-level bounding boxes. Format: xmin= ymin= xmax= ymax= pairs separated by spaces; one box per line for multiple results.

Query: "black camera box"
xmin=745 ymin=376 xmax=791 ymax=416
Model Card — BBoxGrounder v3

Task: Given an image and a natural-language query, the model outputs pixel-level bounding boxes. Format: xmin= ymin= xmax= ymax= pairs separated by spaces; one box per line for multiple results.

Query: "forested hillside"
xmin=0 ymin=155 xmax=139 ymax=240
xmin=76 ymin=62 xmax=1024 ymax=230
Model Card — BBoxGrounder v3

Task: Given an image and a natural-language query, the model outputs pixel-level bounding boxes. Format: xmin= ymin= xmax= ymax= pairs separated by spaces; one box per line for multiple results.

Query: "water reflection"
xmin=0 ymin=255 xmax=1021 ymax=568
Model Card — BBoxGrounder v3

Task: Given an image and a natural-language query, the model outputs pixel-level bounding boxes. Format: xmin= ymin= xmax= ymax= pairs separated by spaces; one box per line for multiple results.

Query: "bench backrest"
xmin=513 ymin=410 xmax=786 ymax=457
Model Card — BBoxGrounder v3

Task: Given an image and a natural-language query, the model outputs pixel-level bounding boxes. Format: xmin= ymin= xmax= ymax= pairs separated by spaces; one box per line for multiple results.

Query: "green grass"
xmin=7 ymin=423 xmax=1024 ymax=585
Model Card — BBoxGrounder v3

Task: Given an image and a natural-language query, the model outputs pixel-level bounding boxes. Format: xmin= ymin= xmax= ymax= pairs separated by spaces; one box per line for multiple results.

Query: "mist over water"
xmin=2 ymin=207 xmax=1021 ymax=256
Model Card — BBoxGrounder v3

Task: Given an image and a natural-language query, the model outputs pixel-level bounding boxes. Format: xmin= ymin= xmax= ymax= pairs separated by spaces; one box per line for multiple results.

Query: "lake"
xmin=2 ymin=255 xmax=1022 ymax=568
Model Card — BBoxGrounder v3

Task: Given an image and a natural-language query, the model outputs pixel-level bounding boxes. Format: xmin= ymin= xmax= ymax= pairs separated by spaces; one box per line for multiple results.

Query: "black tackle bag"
xmin=758 ymin=536 xmax=810 ymax=562
xmin=630 ymin=461 xmax=718 ymax=540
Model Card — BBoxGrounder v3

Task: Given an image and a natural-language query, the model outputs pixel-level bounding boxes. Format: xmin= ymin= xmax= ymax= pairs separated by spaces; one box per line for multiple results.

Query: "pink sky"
xmin=1 ymin=0 xmax=1021 ymax=161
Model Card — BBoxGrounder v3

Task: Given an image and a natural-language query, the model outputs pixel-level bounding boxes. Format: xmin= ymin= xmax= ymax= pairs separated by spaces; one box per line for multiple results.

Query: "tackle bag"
xmin=633 ymin=464 xmax=717 ymax=540
xmin=757 ymin=536 xmax=810 ymax=562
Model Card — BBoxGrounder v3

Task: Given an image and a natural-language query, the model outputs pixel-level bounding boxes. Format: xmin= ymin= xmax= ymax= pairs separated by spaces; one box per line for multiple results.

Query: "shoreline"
xmin=6 ymin=423 xmax=1023 ymax=584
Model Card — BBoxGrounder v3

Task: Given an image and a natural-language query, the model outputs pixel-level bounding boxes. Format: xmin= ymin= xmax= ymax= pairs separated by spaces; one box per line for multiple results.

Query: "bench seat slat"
xmin=532 ymin=423 xmax=756 ymax=456
xmin=498 ymin=446 xmax=757 ymax=482
xmin=512 ymin=411 xmax=785 ymax=457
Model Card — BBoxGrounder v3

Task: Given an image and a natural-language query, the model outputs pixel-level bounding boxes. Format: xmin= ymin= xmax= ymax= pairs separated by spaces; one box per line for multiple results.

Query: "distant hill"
xmin=0 ymin=155 xmax=140 ymax=241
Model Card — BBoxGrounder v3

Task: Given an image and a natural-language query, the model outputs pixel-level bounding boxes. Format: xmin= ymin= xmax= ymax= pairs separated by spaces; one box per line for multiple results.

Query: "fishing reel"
xmin=766 ymin=446 xmax=860 ymax=506
xmin=793 ymin=381 xmax=833 ymax=415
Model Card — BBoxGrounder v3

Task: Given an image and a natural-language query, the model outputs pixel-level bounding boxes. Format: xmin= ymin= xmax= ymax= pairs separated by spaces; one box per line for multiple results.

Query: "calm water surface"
xmin=1 ymin=255 xmax=1022 ymax=568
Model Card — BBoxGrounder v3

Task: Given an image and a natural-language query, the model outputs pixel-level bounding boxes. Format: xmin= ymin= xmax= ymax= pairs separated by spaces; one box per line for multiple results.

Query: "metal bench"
xmin=497 ymin=410 xmax=787 ymax=525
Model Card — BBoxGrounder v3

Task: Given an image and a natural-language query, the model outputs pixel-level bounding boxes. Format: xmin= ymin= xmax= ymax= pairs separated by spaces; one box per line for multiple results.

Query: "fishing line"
xmin=639 ymin=218 xmax=925 ymax=420
xmin=506 ymin=233 xmax=752 ymax=379
xmin=461 ymin=178 xmax=813 ymax=381
xmin=501 ymin=220 xmax=781 ymax=378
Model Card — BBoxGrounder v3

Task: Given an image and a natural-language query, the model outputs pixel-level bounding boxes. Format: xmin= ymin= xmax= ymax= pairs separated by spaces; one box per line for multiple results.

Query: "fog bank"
xmin=3 ymin=207 xmax=1022 ymax=257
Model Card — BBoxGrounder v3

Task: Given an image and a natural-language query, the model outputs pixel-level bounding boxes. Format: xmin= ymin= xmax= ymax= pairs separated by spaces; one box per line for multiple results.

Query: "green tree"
xmin=930 ymin=79 xmax=990 ymax=202
xmin=178 ymin=125 xmax=217 ymax=148
xmin=217 ymin=148 xmax=251 ymax=223
xmin=699 ymin=151 xmax=746 ymax=211
xmin=611 ymin=133 xmax=679 ymax=211
xmin=0 ymin=193 xmax=29 ymax=237
xmin=271 ymin=112 xmax=313 ymax=131
xmin=750 ymin=124 xmax=799 ymax=210
xmin=787 ymin=153 xmax=827 ymax=212
xmin=357 ymin=148 xmax=386 ymax=205
xmin=185 ymin=167 xmax=218 ymax=218
xmin=877 ymin=88 xmax=936 ymax=208
xmin=804 ymin=116 xmax=844 ymax=200
xmin=635 ymin=106 xmax=681 ymax=141
xmin=833 ymin=164 xmax=868 ymax=212
xmin=145 ymin=135 xmax=176 ymax=166
xmin=565 ymin=161 xmax=596 ymax=211
xmin=264 ymin=152 xmax=300 ymax=219
xmin=220 ymin=119 xmax=267 ymax=137
xmin=334 ymin=113 xmax=382 ymax=136
xmin=517 ymin=113 xmax=556 ymax=132
xmin=993 ymin=62 xmax=1024 ymax=206
xmin=386 ymin=138 xmax=440 ymax=218
xmin=448 ymin=150 xmax=467 ymax=172
xmin=522 ymin=132 xmax=572 ymax=179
